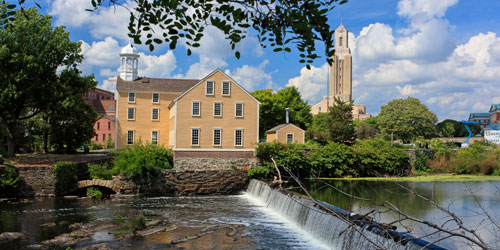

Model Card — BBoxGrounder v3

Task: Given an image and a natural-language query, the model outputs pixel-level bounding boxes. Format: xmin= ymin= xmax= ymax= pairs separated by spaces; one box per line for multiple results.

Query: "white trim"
xmin=234 ymin=129 xmax=243 ymax=146
xmin=174 ymin=103 xmax=178 ymax=149
xmin=151 ymin=130 xmax=159 ymax=145
xmin=174 ymin=148 xmax=255 ymax=152
xmin=303 ymin=130 xmax=306 ymax=144
xmin=172 ymin=68 xmax=261 ymax=104
xmin=191 ymin=128 xmax=200 ymax=146
xmin=152 ymin=92 xmax=160 ymax=104
xmin=128 ymin=92 xmax=136 ymax=103
xmin=235 ymin=103 xmax=244 ymax=118
xmin=152 ymin=108 xmax=160 ymax=121
xmin=286 ymin=133 xmax=294 ymax=143
xmin=127 ymin=107 xmax=136 ymax=120
xmin=213 ymin=102 xmax=222 ymax=117
xmin=274 ymin=123 xmax=305 ymax=133
xmin=205 ymin=80 xmax=215 ymax=95
xmin=222 ymin=81 xmax=231 ymax=96
xmin=213 ymin=128 xmax=222 ymax=146
xmin=192 ymin=101 xmax=201 ymax=117
xmin=126 ymin=130 xmax=135 ymax=145
xmin=119 ymin=90 xmax=184 ymax=95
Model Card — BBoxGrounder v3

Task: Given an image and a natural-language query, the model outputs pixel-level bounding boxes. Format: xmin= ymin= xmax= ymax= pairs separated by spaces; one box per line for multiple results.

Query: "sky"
xmin=34 ymin=0 xmax=500 ymax=121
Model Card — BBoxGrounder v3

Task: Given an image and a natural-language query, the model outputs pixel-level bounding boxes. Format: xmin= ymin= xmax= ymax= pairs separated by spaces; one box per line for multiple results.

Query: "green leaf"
xmin=235 ymin=51 xmax=240 ymax=59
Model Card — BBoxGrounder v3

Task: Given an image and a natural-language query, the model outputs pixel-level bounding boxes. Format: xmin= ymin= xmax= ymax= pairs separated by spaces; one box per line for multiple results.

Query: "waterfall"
xmin=246 ymin=179 xmax=446 ymax=250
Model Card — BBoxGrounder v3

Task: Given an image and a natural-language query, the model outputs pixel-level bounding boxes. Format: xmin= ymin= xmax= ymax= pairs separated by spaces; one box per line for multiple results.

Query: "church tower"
xmin=329 ymin=22 xmax=352 ymax=102
xmin=119 ymin=42 xmax=140 ymax=81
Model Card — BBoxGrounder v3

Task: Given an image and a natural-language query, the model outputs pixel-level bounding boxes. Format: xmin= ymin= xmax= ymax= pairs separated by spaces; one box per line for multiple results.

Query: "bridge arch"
xmin=65 ymin=179 xmax=117 ymax=195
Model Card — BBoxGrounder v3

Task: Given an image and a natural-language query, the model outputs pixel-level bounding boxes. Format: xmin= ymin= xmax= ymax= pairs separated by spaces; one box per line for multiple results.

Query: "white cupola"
xmin=119 ymin=41 xmax=140 ymax=81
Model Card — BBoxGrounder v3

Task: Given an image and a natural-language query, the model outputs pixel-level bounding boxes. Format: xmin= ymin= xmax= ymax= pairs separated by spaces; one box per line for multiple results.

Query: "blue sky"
xmin=36 ymin=0 xmax=500 ymax=121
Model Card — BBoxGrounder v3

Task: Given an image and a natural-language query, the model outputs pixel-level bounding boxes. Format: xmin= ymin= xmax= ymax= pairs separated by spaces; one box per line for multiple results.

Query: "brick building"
xmin=84 ymin=88 xmax=116 ymax=146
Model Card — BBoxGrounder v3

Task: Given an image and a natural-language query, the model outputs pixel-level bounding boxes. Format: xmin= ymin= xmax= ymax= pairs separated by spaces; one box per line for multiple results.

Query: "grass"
xmin=317 ymin=174 xmax=500 ymax=182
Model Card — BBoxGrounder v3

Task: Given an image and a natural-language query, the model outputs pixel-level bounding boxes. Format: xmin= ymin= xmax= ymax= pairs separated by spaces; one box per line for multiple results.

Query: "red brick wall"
xmin=92 ymin=116 xmax=115 ymax=145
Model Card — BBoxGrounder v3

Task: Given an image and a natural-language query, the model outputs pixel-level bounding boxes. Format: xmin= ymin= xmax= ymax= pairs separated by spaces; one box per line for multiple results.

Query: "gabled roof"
xmin=490 ymin=104 xmax=500 ymax=112
xmin=171 ymin=68 xmax=261 ymax=105
xmin=116 ymin=76 xmax=199 ymax=93
xmin=266 ymin=123 xmax=304 ymax=133
xmin=469 ymin=113 xmax=490 ymax=118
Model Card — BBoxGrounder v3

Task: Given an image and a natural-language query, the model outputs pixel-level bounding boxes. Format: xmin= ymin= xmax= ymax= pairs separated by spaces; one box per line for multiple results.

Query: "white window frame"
xmin=206 ymin=81 xmax=215 ymax=95
xmin=286 ymin=133 xmax=294 ymax=143
xmin=152 ymin=93 xmax=160 ymax=104
xmin=213 ymin=128 xmax=222 ymax=146
xmin=151 ymin=130 xmax=159 ymax=145
xmin=191 ymin=128 xmax=200 ymax=146
xmin=235 ymin=103 xmax=244 ymax=118
xmin=213 ymin=102 xmax=222 ymax=117
xmin=192 ymin=101 xmax=201 ymax=117
xmin=152 ymin=108 xmax=160 ymax=121
xmin=222 ymin=81 xmax=231 ymax=96
xmin=127 ymin=130 xmax=135 ymax=145
xmin=234 ymin=129 xmax=243 ymax=146
xmin=128 ymin=92 xmax=136 ymax=103
xmin=127 ymin=107 xmax=135 ymax=120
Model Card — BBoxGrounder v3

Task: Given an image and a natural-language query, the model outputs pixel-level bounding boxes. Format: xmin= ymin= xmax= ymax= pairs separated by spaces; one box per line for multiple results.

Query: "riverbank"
xmin=316 ymin=174 xmax=500 ymax=182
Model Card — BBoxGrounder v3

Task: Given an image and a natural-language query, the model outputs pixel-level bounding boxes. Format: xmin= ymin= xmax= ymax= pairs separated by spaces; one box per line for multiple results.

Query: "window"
xmin=109 ymin=104 xmax=114 ymax=111
xmin=214 ymin=102 xmax=222 ymax=117
xmin=339 ymin=36 xmax=343 ymax=47
xmin=319 ymin=107 xmax=322 ymax=112
xmin=127 ymin=130 xmax=134 ymax=145
xmin=339 ymin=67 xmax=342 ymax=71
xmin=339 ymin=83 xmax=342 ymax=88
xmin=152 ymin=93 xmax=160 ymax=103
xmin=286 ymin=133 xmax=294 ymax=143
xmin=128 ymin=92 xmax=135 ymax=103
xmin=235 ymin=129 xmax=243 ymax=146
xmin=127 ymin=107 xmax=135 ymax=120
xmin=108 ymin=122 xmax=111 ymax=129
xmin=235 ymin=103 xmax=244 ymax=117
xmin=192 ymin=102 xmax=201 ymax=116
xmin=95 ymin=134 xmax=98 ymax=141
xmin=152 ymin=108 xmax=159 ymax=120
xmin=213 ymin=128 xmax=222 ymax=146
xmin=191 ymin=128 xmax=200 ymax=146
xmin=339 ymin=75 xmax=342 ymax=79
xmin=222 ymin=81 xmax=231 ymax=96
xmin=97 ymin=122 xmax=100 ymax=130
xmin=103 ymin=134 xmax=106 ymax=142
xmin=151 ymin=131 xmax=158 ymax=145
xmin=206 ymin=81 xmax=214 ymax=95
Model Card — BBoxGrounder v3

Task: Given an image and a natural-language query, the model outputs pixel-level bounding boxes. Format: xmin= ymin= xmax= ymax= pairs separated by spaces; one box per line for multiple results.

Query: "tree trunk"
xmin=43 ymin=132 xmax=49 ymax=154
xmin=4 ymin=121 xmax=17 ymax=158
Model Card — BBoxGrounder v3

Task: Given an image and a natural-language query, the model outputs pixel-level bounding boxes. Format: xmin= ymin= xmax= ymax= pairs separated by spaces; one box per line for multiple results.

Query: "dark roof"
xmin=469 ymin=113 xmax=490 ymax=118
xmin=116 ymin=76 xmax=199 ymax=93
xmin=99 ymin=115 xmax=116 ymax=122
xmin=266 ymin=123 xmax=304 ymax=133
xmin=490 ymin=104 xmax=500 ymax=112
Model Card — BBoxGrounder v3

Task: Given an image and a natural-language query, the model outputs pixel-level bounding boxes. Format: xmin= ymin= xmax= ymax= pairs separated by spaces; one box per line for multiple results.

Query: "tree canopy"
xmin=0 ymin=5 xmax=91 ymax=156
xmin=252 ymin=87 xmax=312 ymax=139
xmin=377 ymin=97 xmax=438 ymax=143
xmin=308 ymin=98 xmax=356 ymax=145
xmin=436 ymin=119 xmax=481 ymax=138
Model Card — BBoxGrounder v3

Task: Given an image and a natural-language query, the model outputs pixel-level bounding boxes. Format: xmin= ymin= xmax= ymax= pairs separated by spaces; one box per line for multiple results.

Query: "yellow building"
xmin=311 ymin=22 xmax=371 ymax=121
xmin=115 ymin=44 xmax=260 ymax=170
xmin=266 ymin=124 xmax=305 ymax=144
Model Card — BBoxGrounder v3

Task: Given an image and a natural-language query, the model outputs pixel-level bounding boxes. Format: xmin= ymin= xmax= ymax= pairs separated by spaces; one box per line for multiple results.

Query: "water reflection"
xmin=299 ymin=180 xmax=500 ymax=249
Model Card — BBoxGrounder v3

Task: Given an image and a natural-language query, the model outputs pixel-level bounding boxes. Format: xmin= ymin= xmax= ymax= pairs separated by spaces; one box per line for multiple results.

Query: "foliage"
xmin=114 ymin=208 xmax=146 ymax=237
xmin=307 ymin=113 xmax=330 ymax=145
xmin=88 ymin=163 xmax=113 ymax=180
xmin=352 ymin=139 xmax=410 ymax=176
xmin=436 ymin=119 xmax=481 ymax=138
xmin=113 ymin=143 xmax=173 ymax=186
xmin=0 ymin=6 xmax=85 ymax=157
xmin=356 ymin=123 xmax=378 ymax=140
xmin=52 ymin=161 xmax=79 ymax=192
xmin=252 ymin=87 xmax=312 ymax=139
xmin=81 ymin=0 xmax=349 ymax=68
xmin=378 ymin=97 xmax=438 ymax=143
xmin=327 ymin=98 xmax=356 ymax=145
xmin=247 ymin=166 xmax=271 ymax=179
xmin=86 ymin=187 xmax=103 ymax=199
xmin=0 ymin=158 xmax=19 ymax=195
xmin=308 ymin=143 xmax=354 ymax=177
xmin=413 ymin=151 xmax=430 ymax=174
xmin=105 ymin=136 xmax=114 ymax=149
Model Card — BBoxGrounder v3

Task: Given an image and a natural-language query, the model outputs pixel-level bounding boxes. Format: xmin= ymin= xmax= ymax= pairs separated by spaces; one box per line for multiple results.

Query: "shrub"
xmin=113 ymin=143 xmax=173 ymax=186
xmin=0 ymin=159 xmax=19 ymax=195
xmin=414 ymin=151 xmax=430 ymax=174
xmin=353 ymin=139 xmax=410 ymax=176
xmin=247 ymin=166 xmax=272 ymax=179
xmin=308 ymin=143 xmax=354 ymax=177
xmin=52 ymin=161 xmax=79 ymax=192
xmin=86 ymin=187 xmax=103 ymax=199
xmin=88 ymin=163 xmax=113 ymax=180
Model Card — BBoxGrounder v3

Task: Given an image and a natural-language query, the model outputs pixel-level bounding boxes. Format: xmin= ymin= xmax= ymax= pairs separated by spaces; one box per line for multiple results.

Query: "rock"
xmin=75 ymin=243 xmax=109 ymax=250
xmin=145 ymin=219 xmax=163 ymax=228
xmin=41 ymin=222 xmax=57 ymax=228
xmin=0 ymin=232 xmax=24 ymax=242
xmin=64 ymin=196 xmax=79 ymax=199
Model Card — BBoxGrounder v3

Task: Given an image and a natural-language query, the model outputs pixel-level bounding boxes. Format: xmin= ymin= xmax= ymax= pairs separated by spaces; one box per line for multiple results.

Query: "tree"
xmin=252 ymin=87 xmax=312 ymax=139
xmin=327 ymin=98 xmax=356 ymax=145
xmin=26 ymin=68 xmax=98 ymax=153
xmin=354 ymin=116 xmax=378 ymax=140
xmin=0 ymin=6 xmax=83 ymax=157
xmin=9 ymin=0 xmax=350 ymax=68
xmin=307 ymin=113 xmax=330 ymax=144
xmin=378 ymin=97 xmax=438 ymax=143
xmin=436 ymin=119 xmax=481 ymax=138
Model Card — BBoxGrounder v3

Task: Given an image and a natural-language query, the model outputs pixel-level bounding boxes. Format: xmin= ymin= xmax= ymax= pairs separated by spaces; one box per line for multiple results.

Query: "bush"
xmin=353 ymin=139 xmax=410 ymax=176
xmin=113 ymin=143 xmax=173 ymax=186
xmin=88 ymin=163 xmax=113 ymax=180
xmin=0 ymin=159 xmax=19 ymax=195
xmin=247 ymin=166 xmax=272 ymax=179
xmin=414 ymin=151 xmax=430 ymax=174
xmin=308 ymin=143 xmax=354 ymax=177
xmin=52 ymin=161 xmax=79 ymax=192
xmin=86 ymin=187 xmax=103 ymax=199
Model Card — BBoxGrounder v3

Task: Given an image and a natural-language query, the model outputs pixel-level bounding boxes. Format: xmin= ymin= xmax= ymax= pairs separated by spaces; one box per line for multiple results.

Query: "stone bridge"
xmin=72 ymin=179 xmax=118 ymax=194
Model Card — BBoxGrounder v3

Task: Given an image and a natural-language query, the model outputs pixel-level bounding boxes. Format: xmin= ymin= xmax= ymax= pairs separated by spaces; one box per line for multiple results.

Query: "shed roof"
xmin=116 ymin=76 xmax=199 ymax=93
xmin=266 ymin=123 xmax=304 ymax=133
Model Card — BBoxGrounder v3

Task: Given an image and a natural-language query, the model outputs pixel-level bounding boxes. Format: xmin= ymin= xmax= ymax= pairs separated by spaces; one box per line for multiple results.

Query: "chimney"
xmin=286 ymin=108 xmax=290 ymax=124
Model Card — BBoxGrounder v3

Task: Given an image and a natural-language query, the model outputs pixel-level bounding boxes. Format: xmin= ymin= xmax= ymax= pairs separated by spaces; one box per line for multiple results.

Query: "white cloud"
xmin=97 ymin=77 xmax=118 ymax=98
xmin=80 ymin=37 xmax=121 ymax=68
xmin=138 ymin=51 xmax=177 ymax=78
xmin=225 ymin=60 xmax=274 ymax=91
xmin=184 ymin=56 xmax=228 ymax=79
xmin=397 ymin=85 xmax=419 ymax=96
xmin=397 ymin=0 xmax=458 ymax=21
xmin=286 ymin=63 xmax=329 ymax=103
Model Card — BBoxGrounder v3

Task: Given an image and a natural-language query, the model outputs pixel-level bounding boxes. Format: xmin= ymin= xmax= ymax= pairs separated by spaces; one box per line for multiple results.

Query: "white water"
xmin=245 ymin=179 xmax=433 ymax=250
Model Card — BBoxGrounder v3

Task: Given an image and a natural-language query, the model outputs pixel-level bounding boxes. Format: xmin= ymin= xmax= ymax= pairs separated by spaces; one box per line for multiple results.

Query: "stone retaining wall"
xmin=16 ymin=166 xmax=56 ymax=197
xmin=173 ymin=151 xmax=259 ymax=171
xmin=164 ymin=170 xmax=247 ymax=196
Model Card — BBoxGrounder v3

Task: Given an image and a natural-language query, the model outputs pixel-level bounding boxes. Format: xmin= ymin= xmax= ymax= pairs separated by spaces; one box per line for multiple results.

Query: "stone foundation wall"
xmin=16 ymin=166 xmax=56 ymax=197
xmin=173 ymin=151 xmax=259 ymax=171
xmin=164 ymin=170 xmax=248 ymax=196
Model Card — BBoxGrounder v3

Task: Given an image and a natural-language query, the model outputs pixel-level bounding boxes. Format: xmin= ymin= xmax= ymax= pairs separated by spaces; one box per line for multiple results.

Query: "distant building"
xmin=266 ymin=109 xmax=305 ymax=144
xmin=311 ymin=22 xmax=371 ymax=121
xmin=468 ymin=104 xmax=500 ymax=129
xmin=489 ymin=104 xmax=500 ymax=126
xmin=83 ymin=88 xmax=116 ymax=146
